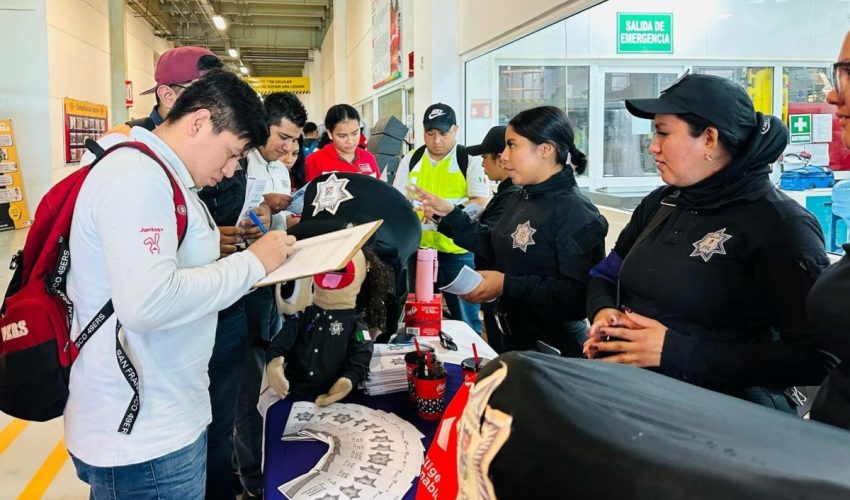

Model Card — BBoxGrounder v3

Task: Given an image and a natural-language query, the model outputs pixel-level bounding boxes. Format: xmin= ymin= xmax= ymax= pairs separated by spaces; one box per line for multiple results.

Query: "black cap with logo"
xmin=423 ymin=103 xmax=457 ymax=133
xmin=625 ymin=73 xmax=757 ymax=146
xmin=466 ymin=125 xmax=507 ymax=157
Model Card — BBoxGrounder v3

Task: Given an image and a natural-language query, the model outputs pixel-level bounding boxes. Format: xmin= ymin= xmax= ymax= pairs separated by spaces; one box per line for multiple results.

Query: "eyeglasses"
xmin=831 ymin=62 xmax=850 ymax=95
xmin=438 ymin=330 xmax=457 ymax=351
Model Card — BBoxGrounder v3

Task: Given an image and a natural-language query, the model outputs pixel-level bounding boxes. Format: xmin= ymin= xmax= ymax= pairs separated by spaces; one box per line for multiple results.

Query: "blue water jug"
xmin=833 ymin=179 xmax=850 ymax=223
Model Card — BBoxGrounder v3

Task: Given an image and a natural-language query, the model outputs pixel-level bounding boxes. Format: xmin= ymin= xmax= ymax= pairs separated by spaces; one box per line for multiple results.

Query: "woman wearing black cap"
xmin=416 ymin=106 xmax=608 ymax=356
xmin=584 ymin=73 xmax=831 ymax=411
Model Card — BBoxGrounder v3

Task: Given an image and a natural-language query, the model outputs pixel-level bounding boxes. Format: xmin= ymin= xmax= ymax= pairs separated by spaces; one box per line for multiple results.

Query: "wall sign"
xmin=617 ymin=13 xmax=673 ymax=54
xmin=243 ymin=77 xmax=311 ymax=95
xmin=64 ymin=98 xmax=108 ymax=164
xmin=372 ymin=0 xmax=402 ymax=89
xmin=789 ymin=114 xmax=813 ymax=144
xmin=0 ymin=120 xmax=31 ymax=230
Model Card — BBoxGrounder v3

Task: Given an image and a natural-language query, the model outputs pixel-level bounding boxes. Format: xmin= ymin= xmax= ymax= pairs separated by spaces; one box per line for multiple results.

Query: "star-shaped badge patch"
xmin=690 ymin=228 xmax=732 ymax=262
xmin=333 ymin=413 xmax=352 ymax=424
xmin=354 ymin=475 xmax=377 ymax=487
xmin=511 ymin=220 xmax=537 ymax=253
xmin=312 ymin=173 xmax=354 ymax=216
xmin=294 ymin=412 xmax=314 ymax=421
xmin=367 ymin=452 xmax=392 ymax=466
xmin=339 ymin=486 xmax=362 ymax=498
xmin=359 ymin=465 xmax=382 ymax=474
xmin=329 ymin=320 xmax=344 ymax=336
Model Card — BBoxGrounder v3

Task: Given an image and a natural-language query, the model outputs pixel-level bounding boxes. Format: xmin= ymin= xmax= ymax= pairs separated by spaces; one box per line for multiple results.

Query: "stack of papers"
xmin=360 ymin=344 xmax=413 ymax=396
xmin=278 ymin=402 xmax=425 ymax=499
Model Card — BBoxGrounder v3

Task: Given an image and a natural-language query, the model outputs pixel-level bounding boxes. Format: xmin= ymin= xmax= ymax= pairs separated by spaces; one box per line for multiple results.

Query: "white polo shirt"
xmin=64 ymin=127 xmax=266 ymax=467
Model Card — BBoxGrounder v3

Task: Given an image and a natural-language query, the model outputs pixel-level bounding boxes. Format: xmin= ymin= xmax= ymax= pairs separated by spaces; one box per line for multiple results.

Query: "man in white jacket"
xmin=65 ymin=70 xmax=296 ymax=499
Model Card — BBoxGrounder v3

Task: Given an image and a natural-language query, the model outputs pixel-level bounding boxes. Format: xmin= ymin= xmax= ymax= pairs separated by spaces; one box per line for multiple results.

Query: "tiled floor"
xmin=0 ymin=226 xmax=90 ymax=499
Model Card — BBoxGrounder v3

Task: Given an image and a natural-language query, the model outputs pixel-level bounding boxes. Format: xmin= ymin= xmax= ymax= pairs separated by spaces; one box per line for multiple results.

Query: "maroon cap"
xmin=140 ymin=46 xmax=218 ymax=95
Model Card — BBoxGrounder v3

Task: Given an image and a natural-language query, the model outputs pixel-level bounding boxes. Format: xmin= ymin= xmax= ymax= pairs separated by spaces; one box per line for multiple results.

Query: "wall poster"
xmin=64 ymin=98 xmax=108 ymax=164
xmin=0 ymin=120 xmax=32 ymax=230
xmin=372 ymin=0 xmax=402 ymax=89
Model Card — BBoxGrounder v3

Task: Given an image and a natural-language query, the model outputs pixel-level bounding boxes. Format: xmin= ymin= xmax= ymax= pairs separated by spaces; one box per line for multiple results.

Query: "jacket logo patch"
xmin=690 ymin=228 xmax=732 ymax=262
xmin=511 ymin=221 xmax=537 ymax=253
xmin=312 ymin=173 xmax=354 ymax=216
xmin=330 ymin=320 xmax=343 ymax=336
xmin=143 ymin=232 xmax=161 ymax=254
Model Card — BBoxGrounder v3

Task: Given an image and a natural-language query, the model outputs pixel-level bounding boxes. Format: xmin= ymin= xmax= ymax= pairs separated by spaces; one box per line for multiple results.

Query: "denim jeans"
xmin=206 ymin=302 xmax=248 ymax=500
xmin=72 ymin=430 xmax=206 ymax=500
xmin=436 ymin=251 xmax=481 ymax=334
xmin=233 ymin=288 xmax=280 ymax=496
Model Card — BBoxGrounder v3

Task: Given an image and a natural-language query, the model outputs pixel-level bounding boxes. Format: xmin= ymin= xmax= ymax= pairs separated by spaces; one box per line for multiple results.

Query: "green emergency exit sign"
xmin=617 ymin=13 xmax=673 ymax=53
xmin=789 ymin=114 xmax=812 ymax=144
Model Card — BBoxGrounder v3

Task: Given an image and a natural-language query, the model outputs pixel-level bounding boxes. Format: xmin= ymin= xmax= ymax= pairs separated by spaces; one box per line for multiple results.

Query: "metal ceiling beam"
xmin=173 ymin=17 xmax=323 ymax=28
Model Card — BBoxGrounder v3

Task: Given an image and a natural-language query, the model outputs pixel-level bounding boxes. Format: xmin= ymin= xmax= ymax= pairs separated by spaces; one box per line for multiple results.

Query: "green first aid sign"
xmin=617 ymin=13 xmax=673 ymax=53
xmin=790 ymin=114 xmax=812 ymax=144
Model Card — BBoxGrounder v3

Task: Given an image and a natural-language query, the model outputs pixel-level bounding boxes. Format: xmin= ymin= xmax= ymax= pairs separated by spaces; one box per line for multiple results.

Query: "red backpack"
xmin=0 ymin=140 xmax=187 ymax=427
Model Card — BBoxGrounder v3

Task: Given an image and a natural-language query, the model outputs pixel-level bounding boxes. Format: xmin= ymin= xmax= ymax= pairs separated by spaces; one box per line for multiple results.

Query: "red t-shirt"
xmin=304 ymin=144 xmax=381 ymax=182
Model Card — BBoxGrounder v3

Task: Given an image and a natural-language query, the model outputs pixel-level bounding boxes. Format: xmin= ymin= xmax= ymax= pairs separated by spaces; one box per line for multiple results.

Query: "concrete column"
xmin=0 ymin=0 xmax=52 ymax=208
xmin=332 ymin=0 xmax=348 ymax=105
xmin=412 ymin=0 xmax=461 ymax=145
xmin=108 ymin=0 xmax=128 ymax=124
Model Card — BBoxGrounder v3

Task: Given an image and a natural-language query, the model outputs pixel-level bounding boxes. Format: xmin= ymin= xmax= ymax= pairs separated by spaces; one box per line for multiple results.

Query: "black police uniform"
xmin=807 ymin=246 xmax=850 ymax=430
xmin=587 ymin=116 xmax=831 ymax=401
xmin=266 ymin=305 xmax=373 ymax=396
xmin=439 ymin=169 xmax=608 ymax=356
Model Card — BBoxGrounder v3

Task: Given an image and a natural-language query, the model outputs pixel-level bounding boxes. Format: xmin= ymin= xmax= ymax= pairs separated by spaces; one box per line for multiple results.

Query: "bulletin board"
xmin=0 ymin=120 xmax=32 ymax=230
xmin=64 ymin=98 xmax=108 ymax=164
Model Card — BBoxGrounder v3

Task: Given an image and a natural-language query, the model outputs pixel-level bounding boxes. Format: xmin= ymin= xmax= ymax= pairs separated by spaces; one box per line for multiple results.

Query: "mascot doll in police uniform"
xmin=264 ymin=173 xmax=420 ymax=406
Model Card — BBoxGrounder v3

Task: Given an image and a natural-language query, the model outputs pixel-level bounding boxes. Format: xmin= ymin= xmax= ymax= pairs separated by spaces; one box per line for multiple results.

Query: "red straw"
xmin=472 ymin=343 xmax=479 ymax=368
xmin=413 ymin=337 xmax=422 ymax=357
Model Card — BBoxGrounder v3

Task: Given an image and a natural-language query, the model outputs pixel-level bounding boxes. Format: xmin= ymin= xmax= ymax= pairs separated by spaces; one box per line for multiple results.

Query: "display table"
xmin=263 ymin=320 xmax=495 ymax=499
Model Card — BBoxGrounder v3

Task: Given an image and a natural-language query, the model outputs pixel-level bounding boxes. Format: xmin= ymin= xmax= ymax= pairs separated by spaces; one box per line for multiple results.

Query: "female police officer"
xmin=806 ymin=28 xmax=850 ymax=429
xmin=416 ymin=106 xmax=608 ymax=356
xmin=584 ymin=73 xmax=831 ymax=411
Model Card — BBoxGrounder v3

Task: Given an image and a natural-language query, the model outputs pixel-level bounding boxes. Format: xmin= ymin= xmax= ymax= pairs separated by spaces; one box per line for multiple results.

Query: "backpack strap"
xmin=410 ymin=144 xmax=468 ymax=177
xmin=72 ymin=140 xmax=188 ymax=434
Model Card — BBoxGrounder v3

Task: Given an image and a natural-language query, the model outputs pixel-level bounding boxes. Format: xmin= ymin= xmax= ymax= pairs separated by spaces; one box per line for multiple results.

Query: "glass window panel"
xmin=693 ymin=66 xmax=774 ymax=115
xmin=603 ymin=72 xmax=678 ymax=178
xmin=377 ymin=88 xmax=403 ymax=124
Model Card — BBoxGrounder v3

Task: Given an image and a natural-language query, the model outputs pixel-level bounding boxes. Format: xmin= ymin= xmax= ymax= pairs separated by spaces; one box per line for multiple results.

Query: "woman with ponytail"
xmin=415 ymin=106 xmax=608 ymax=356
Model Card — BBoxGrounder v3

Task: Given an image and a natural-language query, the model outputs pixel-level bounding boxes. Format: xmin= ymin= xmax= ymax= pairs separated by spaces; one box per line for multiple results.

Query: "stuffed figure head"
xmin=313 ymin=246 xmax=390 ymax=330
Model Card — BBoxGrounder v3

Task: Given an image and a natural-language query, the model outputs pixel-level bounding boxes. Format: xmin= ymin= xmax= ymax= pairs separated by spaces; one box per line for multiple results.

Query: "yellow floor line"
xmin=18 ymin=438 xmax=70 ymax=500
xmin=0 ymin=418 xmax=29 ymax=454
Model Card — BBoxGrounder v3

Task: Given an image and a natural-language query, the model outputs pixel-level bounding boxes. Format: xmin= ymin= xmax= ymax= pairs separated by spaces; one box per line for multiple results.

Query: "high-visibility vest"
xmin=408 ymin=149 xmax=469 ymax=254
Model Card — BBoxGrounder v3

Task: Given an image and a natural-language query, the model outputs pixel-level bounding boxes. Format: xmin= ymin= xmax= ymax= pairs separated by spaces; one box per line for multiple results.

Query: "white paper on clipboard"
xmin=254 ymin=220 xmax=383 ymax=287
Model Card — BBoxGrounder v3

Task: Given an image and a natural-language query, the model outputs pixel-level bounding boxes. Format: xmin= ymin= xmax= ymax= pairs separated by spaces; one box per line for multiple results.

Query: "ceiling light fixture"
xmin=228 ymin=48 xmax=238 ymax=58
xmin=239 ymin=66 xmax=249 ymax=75
xmin=212 ymin=15 xmax=227 ymax=30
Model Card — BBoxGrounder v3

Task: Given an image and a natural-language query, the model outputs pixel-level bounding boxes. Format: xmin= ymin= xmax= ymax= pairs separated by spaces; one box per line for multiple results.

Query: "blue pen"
xmin=248 ymin=209 xmax=268 ymax=234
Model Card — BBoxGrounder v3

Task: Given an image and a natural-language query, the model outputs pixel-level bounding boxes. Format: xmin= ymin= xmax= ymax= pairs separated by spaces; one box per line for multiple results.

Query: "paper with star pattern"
xmin=278 ymin=402 xmax=426 ymax=499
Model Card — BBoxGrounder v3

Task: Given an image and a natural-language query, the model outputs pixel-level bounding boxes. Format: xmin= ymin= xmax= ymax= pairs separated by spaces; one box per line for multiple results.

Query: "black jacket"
xmin=475 ymin=178 xmax=521 ymax=270
xmin=267 ymin=305 xmax=373 ymax=396
xmin=439 ymin=169 xmax=607 ymax=356
xmin=807 ymin=245 xmax=850 ymax=430
xmin=587 ymin=115 xmax=831 ymax=395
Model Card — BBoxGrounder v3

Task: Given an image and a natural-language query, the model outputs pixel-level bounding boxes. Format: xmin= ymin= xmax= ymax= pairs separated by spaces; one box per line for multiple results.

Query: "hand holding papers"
xmin=238 ymin=176 xmax=267 ymax=225
xmin=438 ymin=265 xmax=483 ymax=296
xmin=255 ymin=220 xmax=382 ymax=287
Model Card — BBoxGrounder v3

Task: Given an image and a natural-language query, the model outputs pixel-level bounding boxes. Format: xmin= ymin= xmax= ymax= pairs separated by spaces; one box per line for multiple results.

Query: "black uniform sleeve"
xmin=342 ymin=322 xmax=374 ymax=387
xmin=266 ymin=318 xmax=300 ymax=363
xmin=437 ymin=206 xmax=497 ymax=263
xmin=660 ymin=213 xmax=832 ymax=388
xmin=586 ymin=189 xmax=666 ymax=320
xmin=504 ymin=209 xmax=608 ymax=319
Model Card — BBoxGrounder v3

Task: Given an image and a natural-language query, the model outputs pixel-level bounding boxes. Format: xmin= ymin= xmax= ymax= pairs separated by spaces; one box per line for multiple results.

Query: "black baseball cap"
xmin=467 ymin=126 xmax=507 ymax=156
xmin=625 ymin=73 xmax=757 ymax=145
xmin=423 ymin=103 xmax=457 ymax=133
